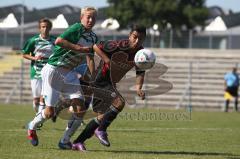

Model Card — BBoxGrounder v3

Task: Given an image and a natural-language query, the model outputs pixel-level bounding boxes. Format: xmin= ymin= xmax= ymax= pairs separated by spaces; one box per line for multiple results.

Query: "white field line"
xmin=0 ymin=127 xmax=234 ymax=133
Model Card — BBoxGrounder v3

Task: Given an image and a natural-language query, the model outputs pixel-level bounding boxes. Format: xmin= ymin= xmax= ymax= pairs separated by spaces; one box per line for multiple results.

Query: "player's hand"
xmin=137 ymin=89 xmax=145 ymax=100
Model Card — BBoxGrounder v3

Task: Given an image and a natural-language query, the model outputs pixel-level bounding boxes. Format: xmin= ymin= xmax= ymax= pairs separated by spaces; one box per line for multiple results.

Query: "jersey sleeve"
xmin=22 ymin=37 xmax=36 ymax=55
xmin=96 ymin=40 xmax=118 ymax=54
xmin=59 ymin=23 xmax=83 ymax=44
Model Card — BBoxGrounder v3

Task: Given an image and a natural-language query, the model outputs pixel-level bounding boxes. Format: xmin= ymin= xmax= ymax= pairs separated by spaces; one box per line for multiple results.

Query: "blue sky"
xmin=206 ymin=0 xmax=240 ymax=12
xmin=0 ymin=0 xmax=239 ymax=12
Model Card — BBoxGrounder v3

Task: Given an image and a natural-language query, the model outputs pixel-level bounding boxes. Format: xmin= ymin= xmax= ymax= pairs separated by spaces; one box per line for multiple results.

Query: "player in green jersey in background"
xmin=22 ymin=18 xmax=55 ymax=118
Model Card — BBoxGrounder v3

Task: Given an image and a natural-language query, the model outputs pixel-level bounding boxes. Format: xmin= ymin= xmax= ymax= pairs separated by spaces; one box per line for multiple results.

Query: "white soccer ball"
xmin=134 ymin=49 xmax=156 ymax=70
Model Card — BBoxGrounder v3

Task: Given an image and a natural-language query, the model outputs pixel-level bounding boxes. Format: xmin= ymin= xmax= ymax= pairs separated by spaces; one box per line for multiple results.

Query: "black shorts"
xmin=92 ymin=82 xmax=119 ymax=113
xmin=226 ymin=86 xmax=238 ymax=97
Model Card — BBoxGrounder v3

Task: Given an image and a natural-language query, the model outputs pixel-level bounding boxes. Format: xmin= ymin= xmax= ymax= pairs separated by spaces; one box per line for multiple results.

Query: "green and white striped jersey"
xmin=22 ymin=34 xmax=56 ymax=79
xmin=48 ymin=22 xmax=98 ymax=69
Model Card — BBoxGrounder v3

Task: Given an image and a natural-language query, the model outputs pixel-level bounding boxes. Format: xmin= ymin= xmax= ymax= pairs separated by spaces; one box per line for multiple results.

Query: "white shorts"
xmin=41 ymin=64 xmax=83 ymax=107
xmin=30 ymin=78 xmax=42 ymax=98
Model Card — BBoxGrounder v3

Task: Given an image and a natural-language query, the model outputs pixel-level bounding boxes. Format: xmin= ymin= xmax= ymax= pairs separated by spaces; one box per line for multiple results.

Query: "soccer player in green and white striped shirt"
xmin=27 ymin=7 xmax=98 ymax=147
xmin=22 ymin=18 xmax=55 ymax=114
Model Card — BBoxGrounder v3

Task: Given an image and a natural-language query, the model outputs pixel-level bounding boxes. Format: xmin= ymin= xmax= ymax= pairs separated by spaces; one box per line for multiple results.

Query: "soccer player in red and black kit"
xmin=71 ymin=25 xmax=146 ymax=151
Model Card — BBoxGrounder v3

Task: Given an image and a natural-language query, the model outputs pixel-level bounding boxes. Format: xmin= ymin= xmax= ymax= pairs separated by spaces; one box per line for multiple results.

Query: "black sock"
xmin=225 ymin=100 xmax=229 ymax=112
xmin=98 ymin=106 xmax=119 ymax=131
xmin=73 ymin=118 xmax=100 ymax=144
xmin=235 ymin=98 xmax=238 ymax=111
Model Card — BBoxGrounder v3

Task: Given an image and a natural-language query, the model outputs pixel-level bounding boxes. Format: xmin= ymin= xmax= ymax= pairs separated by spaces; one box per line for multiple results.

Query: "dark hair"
xmin=38 ymin=18 xmax=52 ymax=29
xmin=130 ymin=24 xmax=146 ymax=36
xmin=233 ymin=67 xmax=237 ymax=73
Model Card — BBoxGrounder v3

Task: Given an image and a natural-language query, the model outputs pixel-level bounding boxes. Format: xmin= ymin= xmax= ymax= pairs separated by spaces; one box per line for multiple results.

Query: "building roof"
xmin=0 ymin=4 xmax=28 ymax=19
xmin=222 ymin=12 xmax=240 ymax=28
xmin=208 ymin=6 xmax=225 ymax=19
xmin=13 ymin=5 xmax=81 ymax=25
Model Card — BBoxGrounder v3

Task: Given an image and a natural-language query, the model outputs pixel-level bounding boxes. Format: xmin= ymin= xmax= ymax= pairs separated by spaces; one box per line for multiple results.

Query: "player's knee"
xmin=44 ymin=107 xmax=54 ymax=119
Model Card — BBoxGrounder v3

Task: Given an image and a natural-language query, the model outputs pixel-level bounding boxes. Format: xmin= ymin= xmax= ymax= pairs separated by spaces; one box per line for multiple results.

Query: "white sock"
xmin=28 ymin=109 xmax=47 ymax=130
xmin=60 ymin=114 xmax=82 ymax=144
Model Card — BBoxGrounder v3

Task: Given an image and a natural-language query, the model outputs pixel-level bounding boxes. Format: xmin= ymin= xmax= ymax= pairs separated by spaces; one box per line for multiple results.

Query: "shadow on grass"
xmin=90 ymin=149 xmax=240 ymax=157
xmin=41 ymin=147 xmax=240 ymax=158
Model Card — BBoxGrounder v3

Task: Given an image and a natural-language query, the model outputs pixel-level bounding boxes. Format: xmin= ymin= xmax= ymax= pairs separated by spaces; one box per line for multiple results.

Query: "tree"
xmin=106 ymin=0 xmax=208 ymax=30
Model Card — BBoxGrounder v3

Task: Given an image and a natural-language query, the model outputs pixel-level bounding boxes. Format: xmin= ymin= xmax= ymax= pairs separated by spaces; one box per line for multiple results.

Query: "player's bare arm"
xmin=22 ymin=54 xmax=43 ymax=61
xmin=93 ymin=44 xmax=110 ymax=64
xmin=136 ymin=73 xmax=145 ymax=100
xmin=55 ymin=37 xmax=92 ymax=53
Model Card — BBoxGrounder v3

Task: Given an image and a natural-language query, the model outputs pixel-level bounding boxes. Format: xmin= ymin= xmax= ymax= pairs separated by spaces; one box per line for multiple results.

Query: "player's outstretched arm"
xmin=22 ymin=54 xmax=43 ymax=61
xmin=136 ymin=73 xmax=145 ymax=100
xmin=93 ymin=44 xmax=110 ymax=64
xmin=55 ymin=37 xmax=92 ymax=53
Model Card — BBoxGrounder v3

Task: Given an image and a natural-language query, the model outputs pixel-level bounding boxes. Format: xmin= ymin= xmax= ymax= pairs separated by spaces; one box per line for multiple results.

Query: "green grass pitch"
xmin=0 ymin=104 xmax=239 ymax=159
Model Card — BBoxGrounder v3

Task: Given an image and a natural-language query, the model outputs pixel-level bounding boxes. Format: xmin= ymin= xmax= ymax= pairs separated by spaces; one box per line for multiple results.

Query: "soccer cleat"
xmin=94 ymin=128 xmax=110 ymax=147
xmin=58 ymin=140 xmax=72 ymax=150
xmin=27 ymin=129 xmax=38 ymax=146
xmin=72 ymin=143 xmax=86 ymax=152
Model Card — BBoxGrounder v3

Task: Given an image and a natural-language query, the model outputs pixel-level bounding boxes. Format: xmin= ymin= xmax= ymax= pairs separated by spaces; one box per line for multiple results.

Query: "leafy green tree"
xmin=106 ymin=0 xmax=208 ymax=30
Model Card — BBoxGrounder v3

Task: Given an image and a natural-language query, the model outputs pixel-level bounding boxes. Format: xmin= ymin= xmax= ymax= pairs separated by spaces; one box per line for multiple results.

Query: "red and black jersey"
xmin=97 ymin=39 xmax=143 ymax=61
xmin=94 ymin=39 xmax=144 ymax=86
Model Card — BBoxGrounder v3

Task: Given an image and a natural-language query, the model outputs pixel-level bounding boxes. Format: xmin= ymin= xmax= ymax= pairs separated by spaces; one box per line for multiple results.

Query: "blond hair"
xmin=81 ymin=6 xmax=97 ymax=16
